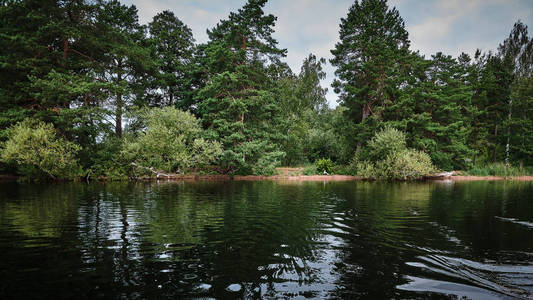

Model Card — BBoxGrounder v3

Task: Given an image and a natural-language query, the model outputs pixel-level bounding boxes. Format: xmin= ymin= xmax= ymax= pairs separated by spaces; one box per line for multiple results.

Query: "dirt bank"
xmin=233 ymin=175 xmax=359 ymax=181
xmin=434 ymin=175 xmax=533 ymax=181
xmin=3 ymin=173 xmax=533 ymax=182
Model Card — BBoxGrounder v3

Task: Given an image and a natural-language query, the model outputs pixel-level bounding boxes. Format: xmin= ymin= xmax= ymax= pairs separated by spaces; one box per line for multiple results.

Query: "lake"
xmin=0 ymin=180 xmax=532 ymax=299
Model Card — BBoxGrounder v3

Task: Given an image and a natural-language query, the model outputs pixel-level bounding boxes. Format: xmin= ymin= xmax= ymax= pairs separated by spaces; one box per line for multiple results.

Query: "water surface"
xmin=0 ymin=180 xmax=532 ymax=299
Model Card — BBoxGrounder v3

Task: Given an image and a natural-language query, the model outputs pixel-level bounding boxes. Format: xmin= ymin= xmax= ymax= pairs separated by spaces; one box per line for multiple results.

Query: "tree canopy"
xmin=0 ymin=0 xmax=531 ymax=180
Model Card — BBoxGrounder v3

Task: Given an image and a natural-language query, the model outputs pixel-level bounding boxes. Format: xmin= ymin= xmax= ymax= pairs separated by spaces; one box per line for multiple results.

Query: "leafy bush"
xmin=355 ymin=160 xmax=377 ymax=179
xmin=307 ymin=128 xmax=342 ymax=162
xmin=0 ymin=119 xmax=82 ymax=179
xmin=331 ymin=164 xmax=356 ymax=175
xmin=315 ymin=158 xmax=334 ymax=174
xmin=252 ymin=150 xmax=286 ymax=176
xmin=367 ymin=126 xmax=406 ymax=161
xmin=378 ymin=149 xmax=435 ymax=180
xmin=89 ymin=137 xmax=129 ymax=180
xmin=122 ymin=107 xmax=222 ymax=175
xmin=356 ymin=127 xmax=435 ymax=180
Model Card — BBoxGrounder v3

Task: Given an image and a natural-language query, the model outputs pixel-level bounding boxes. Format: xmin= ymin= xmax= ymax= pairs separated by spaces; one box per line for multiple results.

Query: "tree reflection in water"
xmin=0 ymin=181 xmax=532 ymax=299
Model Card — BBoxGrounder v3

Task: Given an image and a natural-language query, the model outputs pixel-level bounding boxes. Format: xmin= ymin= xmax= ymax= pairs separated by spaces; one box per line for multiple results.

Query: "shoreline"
xmin=136 ymin=174 xmax=533 ymax=182
xmin=2 ymin=174 xmax=533 ymax=182
xmin=437 ymin=175 xmax=533 ymax=181
xmin=133 ymin=174 xmax=361 ymax=182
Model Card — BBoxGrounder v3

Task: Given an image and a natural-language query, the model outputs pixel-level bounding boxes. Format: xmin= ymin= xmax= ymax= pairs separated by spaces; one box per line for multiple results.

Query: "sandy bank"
xmin=135 ymin=174 xmax=533 ymax=182
xmin=135 ymin=174 xmax=360 ymax=182
xmin=436 ymin=175 xmax=533 ymax=181
xmin=2 ymin=174 xmax=533 ymax=182
xmin=233 ymin=175 xmax=359 ymax=181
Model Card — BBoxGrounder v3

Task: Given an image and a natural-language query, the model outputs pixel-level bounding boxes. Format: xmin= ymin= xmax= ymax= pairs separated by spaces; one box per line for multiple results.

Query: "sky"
xmin=121 ymin=0 xmax=533 ymax=107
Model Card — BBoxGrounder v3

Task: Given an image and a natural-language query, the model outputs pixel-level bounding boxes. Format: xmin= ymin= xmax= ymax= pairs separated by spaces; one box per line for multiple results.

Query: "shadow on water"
xmin=0 ymin=180 xmax=532 ymax=299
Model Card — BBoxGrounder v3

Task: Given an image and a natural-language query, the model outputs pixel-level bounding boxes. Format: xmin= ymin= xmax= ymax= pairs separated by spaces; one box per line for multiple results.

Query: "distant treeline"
xmin=0 ymin=0 xmax=531 ymax=180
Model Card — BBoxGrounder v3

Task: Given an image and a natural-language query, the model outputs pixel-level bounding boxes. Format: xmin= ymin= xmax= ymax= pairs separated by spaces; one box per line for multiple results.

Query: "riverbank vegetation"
xmin=0 ymin=0 xmax=532 ymax=181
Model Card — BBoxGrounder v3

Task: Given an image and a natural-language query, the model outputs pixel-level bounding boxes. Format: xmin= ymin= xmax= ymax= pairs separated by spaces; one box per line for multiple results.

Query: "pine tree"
xmin=330 ymin=0 xmax=411 ymax=151
xmin=379 ymin=52 xmax=474 ymax=170
xmin=146 ymin=10 xmax=196 ymax=108
xmin=196 ymin=0 xmax=287 ymax=174
xmin=0 ymin=0 xmax=95 ymax=136
xmin=91 ymin=0 xmax=153 ymax=138
xmin=421 ymin=53 xmax=473 ymax=170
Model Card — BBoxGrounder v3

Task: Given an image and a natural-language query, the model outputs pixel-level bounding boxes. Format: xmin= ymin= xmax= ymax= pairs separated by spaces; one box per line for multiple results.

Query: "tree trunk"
xmin=116 ymin=94 xmax=122 ymax=138
xmin=493 ymin=124 xmax=498 ymax=163
xmin=362 ymin=103 xmax=372 ymax=122
xmin=505 ymin=99 xmax=512 ymax=165
xmin=63 ymin=38 xmax=69 ymax=65
xmin=115 ymin=63 xmax=123 ymax=138
xmin=356 ymin=103 xmax=373 ymax=153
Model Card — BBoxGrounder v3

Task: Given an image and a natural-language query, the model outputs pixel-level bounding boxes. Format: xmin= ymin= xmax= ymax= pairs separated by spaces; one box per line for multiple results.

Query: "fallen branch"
xmin=131 ymin=163 xmax=171 ymax=178
xmin=426 ymin=171 xmax=456 ymax=179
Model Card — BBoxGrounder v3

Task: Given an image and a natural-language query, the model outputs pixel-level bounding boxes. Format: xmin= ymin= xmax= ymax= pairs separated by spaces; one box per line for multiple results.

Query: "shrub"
xmin=379 ymin=149 xmax=435 ymax=180
xmin=355 ymin=160 xmax=377 ymax=178
xmin=307 ymin=128 xmax=342 ymax=162
xmin=0 ymin=119 xmax=82 ymax=179
xmin=252 ymin=150 xmax=286 ymax=176
xmin=122 ymin=107 xmax=222 ymax=176
xmin=315 ymin=158 xmax=334 ymax=174
xmin=355 ymin=127 xmax=435 ymax=180
xmin=331 ymin=164 xmax=355 ymax=175
xmin=89 ymin=137 xmax=129 ymax=180
xmin=367 ymin=126 xmax=407 ymax=161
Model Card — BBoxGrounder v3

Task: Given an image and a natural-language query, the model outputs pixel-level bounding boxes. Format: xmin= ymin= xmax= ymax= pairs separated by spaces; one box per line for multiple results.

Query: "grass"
xmin=302 ymin=164 xmax=318 ymax=175
xmin=465 ymin=163 xmax=533 ymax=177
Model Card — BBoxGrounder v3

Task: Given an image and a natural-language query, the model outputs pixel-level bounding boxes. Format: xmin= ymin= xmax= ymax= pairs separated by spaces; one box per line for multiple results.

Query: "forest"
xmin=0 ymin=0 xmax=532 ymax=180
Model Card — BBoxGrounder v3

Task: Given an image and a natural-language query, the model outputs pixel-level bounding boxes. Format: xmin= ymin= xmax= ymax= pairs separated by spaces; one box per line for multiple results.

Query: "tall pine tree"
xmin=330 ymin=0 xmax=411 ymax=151
xmin=145 ymin=10 xmax=196 ymax=108
xmin=196 ymin=0 xmax=287 ymax=174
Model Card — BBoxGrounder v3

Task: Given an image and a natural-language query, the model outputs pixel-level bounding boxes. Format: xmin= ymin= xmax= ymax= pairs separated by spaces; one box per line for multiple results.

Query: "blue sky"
xmin=121 ymin=0 xmax=533 ymax=107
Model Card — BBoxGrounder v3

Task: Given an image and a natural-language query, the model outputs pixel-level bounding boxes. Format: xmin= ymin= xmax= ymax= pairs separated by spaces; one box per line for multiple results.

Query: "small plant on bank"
xmin=315 ymin=158 xmax=334 ymax=174
xmin=302 ymin=164 xmax=318 ymax=175
xmin=466 ymin=163 xmax=531 ymax=177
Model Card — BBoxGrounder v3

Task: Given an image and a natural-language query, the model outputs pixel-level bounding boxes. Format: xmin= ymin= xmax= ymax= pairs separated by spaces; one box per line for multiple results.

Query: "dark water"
xmin=0 ymin=181 xmax=532 ymax=299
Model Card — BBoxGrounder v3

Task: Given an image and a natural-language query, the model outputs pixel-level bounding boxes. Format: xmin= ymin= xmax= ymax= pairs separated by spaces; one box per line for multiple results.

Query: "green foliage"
xmin=122 ymin=107 xmax=222 ymax=175
xmin=0 ymin=1 xmax=531 ymax=179
xmin=330 ymin=0 xmax=411 ymax=149
xmin=196 ymin=0 xmax=288 ymax=174
xmin=0 ymin=119 xmax=82 ymax=180
xmin=396 ymin=52 xmax=474 ymax=170
xmin=89 ymin=137 xmax=129 ymax=180
xmin=356 ymin=160 xmax=378 ymax=179
xmin=277 ymin=54 xmax=332 ymax=166
xmin=356 ymin=128 xmax=435 ymax=180
xmin=357 ymin=150 xmax=434 ymax=180
xmin=380 ymin=150 xmax=435 ymax=180
xmin=146 ymin=10 xmax=196 ymax=108
xmin=302 ymin=164 xmax=318 ymax=175
xmin=315 ymin=158 xmax=334 ymax=174
xmin=251 ymin=151 xmax=286 ymax=176
xmin=466 ymin=163 xmax=532 ymax=177
xmin=366 ymin=127 xmax=406 ymax=161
